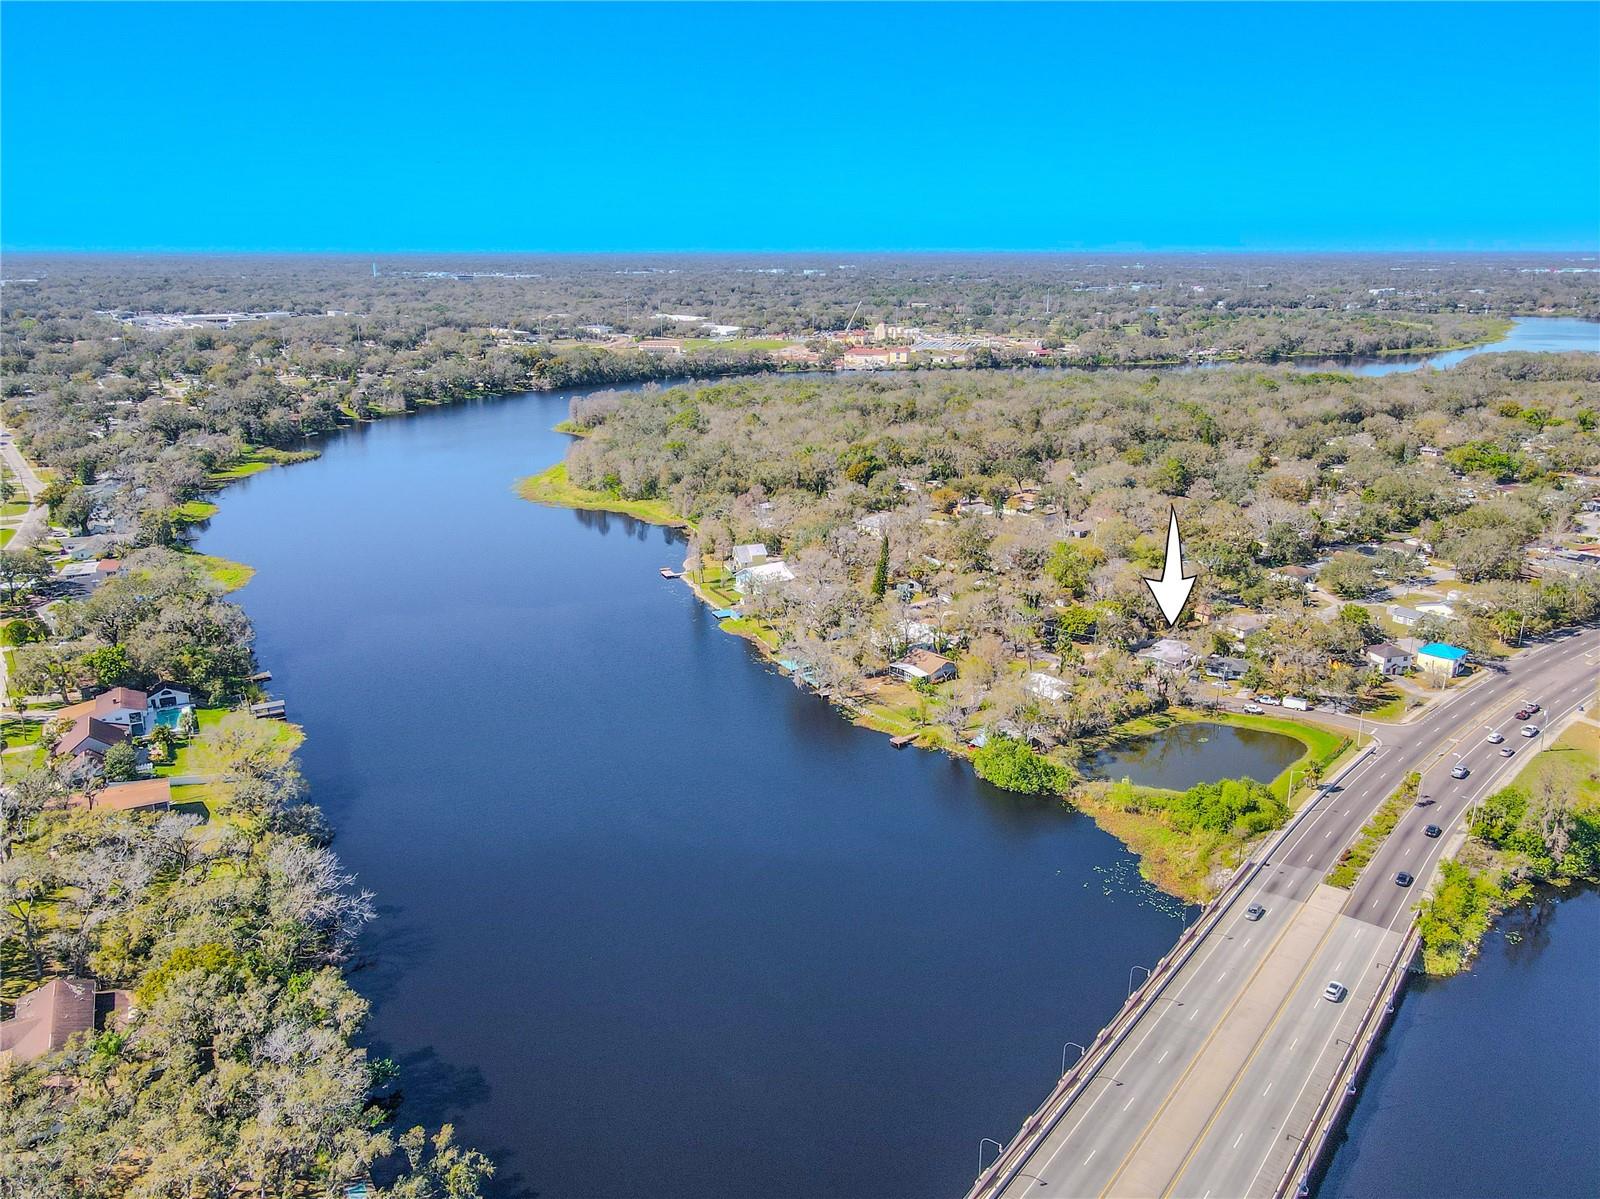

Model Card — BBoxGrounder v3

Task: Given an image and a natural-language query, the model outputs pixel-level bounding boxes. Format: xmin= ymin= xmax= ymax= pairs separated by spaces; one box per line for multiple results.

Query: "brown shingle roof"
xmin=67 ymin=778 xmax=172 ymax=813
xmin=0 ymin=977 xmax=96 ymax=1063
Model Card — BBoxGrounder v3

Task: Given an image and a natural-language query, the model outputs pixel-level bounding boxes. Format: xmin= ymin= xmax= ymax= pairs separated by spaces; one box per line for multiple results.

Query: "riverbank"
xmin=514 ymin=459 xmax=1357 ymax=902
xmin=1416 ymin=716 xmax=1600 ymax=975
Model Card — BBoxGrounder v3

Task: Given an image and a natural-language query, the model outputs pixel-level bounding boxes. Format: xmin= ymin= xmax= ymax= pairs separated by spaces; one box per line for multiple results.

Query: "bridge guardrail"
xmin=967 ymin=738 xmax=1379 ymax=1199
xmin=1275 ymin=923 xmax=1422 ymax=1198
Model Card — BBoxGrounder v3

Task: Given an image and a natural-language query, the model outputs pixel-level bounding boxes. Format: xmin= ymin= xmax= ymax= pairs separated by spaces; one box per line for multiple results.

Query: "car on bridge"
xmin=1515 ymin=708 xmax=1532 ymax=720
xmin=1451 ymin=763 xmax=1470 ymax=778
xmin=1486 ymin=730 xmax=1504 ymax=744
xmin=1424 ymin=825 xmax=1442 ymax=838
xmin=1245 ymin=903 xmax=1266 ymax=921
xmin=1521 ymin=725 xmax=1540 ymax=737
xmin=1527 ymin=702 xmax=1542 ymax=714
xmin=1323 ymin=981 xmax=1347 ymax=1003
xmin=1499 ymin=746 xmax=1516 ymax=757
xmin=1415 ymin=794 xmax=1435 ymax=807
xmin=1395 ymin=871 xmax=1415 ymax=887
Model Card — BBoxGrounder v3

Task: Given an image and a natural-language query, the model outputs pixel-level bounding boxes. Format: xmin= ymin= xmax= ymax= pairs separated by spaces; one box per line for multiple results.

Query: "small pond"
xmin=1086 ymin=723 xmax=1304 ymax=792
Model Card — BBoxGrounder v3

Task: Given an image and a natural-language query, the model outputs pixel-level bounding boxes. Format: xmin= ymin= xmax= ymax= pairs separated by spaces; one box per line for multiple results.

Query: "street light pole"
xmin=1128 ymin=964 xmax=1152 ymax=997
xmin=1062 ymin=1040 xmax=1087 ymax=1076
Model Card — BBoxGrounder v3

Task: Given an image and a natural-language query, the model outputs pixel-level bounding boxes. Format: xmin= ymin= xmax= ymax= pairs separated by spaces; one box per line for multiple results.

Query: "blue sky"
xmin=3 ymin=2 xmax=1596 ymax=252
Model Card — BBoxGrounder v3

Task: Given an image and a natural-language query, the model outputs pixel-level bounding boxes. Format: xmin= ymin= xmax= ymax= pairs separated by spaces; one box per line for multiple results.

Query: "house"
xmin=890 ymin=649 xmax=957 ymax=684
xmin=1387 ymin=605 xmax=1425 ymax=628
xmin=1025 ymin=671 xmax=1071 ymax=702
xmin=734 ymin=560 xmax=795 ymax=594
xmin=1271 ymin=565 xmax=1316 ymax=588
xmin=1416 ymin=601 xmax=1456 ymax=619
xmin=1217 ymin=611 xmax=1271 ymax=641
xmin=637 ymin=338 xmax=685 ymax=355
xmin=1416 ymin=642 xmax=1469 ymax=679
xmin=147 ymin=684 xmax=192 ymax=713
xmin=0 ymin=977 xmax=132 ymax=1065
xmin=1203 ymin=655 xmax=1250 ymax=681
xmin=66 ymin=777 xmax=172 ymax=813
xmin=1138 ymin=639 xmax=1197 ymax=671
xmin=56 ymin=687 xmax=150 ymax=735
xmin=730 ymin=543 xmax=769 ymax=570
xmin=1365 ymin=642 xmax=1412 ymax=676
xmin=839 ymin=345 xmax=910 ymax=370
xmin=1063 ymin=520 xmax=1095 ymax=540
xmin=56 ymin=716 xmax=128 ymax=763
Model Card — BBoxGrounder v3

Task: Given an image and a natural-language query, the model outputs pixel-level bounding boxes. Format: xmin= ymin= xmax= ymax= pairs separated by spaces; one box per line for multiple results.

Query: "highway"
xmin=976 ymin=627 xmax=1600 ymax=1199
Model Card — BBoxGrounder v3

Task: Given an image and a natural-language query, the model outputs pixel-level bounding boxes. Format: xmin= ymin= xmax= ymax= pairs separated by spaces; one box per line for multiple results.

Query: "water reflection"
xmin=1086 ymin=723 xmax=1303 ymax=791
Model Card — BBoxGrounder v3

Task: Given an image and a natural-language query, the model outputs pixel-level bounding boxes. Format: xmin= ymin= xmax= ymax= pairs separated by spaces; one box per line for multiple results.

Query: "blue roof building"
xmin=1417 ymin=642 xmax=1468 ymax=677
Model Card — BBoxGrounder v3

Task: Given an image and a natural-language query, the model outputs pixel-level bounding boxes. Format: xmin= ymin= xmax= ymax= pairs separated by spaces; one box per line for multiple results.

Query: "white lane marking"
xmin=1290 ymin=1037 xmax=1299 ymax=1050
xmin=1262 ymin=1081 xmax=1272 ymax=1096
xmin=1084 ymin=1149 xmax=1096 ymax=1166
xmin=1234 ymin=1132 xmax=1245 ymax=1149
xmin=1124 ymin=1095 xmax=1136 ymax=1111
xmin=1158 ymin=1049 xmax=1169 ymax=1063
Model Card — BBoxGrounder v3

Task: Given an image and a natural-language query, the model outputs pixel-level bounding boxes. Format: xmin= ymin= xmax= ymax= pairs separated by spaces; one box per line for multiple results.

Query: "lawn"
xmin=1510 ymin=720 xmax=1600 ymax=811
xmin=683 ymin=337 xmax=793 ymax=354
xmin=179 ymin=549 xmax=256 ymax=593
xmin=0 ymin=529 xmax=13 ymax=547
xmin=174 ymin=498 xmax=221 ymax=524
xmin=517 ymin=463 xmax=687 ymax=527
xmin=719 ymin=617 xmax=780 ymax=648
xmin=1 ymin=502 xmax=30 ymax=517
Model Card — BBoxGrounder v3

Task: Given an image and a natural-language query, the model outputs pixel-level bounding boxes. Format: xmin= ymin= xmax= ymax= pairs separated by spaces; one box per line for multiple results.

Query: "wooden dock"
xmin=659 ymin=567 xmax=679 ymax=579
xmin=247 ymin=670 xmax=273 ymax=683
xmin=249 ymin=699 xmax=287 ymax=720
xmin=889 ymin=733 xmax=918 ymax=748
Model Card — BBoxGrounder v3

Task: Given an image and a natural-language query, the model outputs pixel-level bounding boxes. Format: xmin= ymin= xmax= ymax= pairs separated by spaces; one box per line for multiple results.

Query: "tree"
xmin=12 ymin=641 xmax=82 ymax=703
xmin=101 ymin=739 xmax=139 ymax=782
xmin=0 ymin=547 xmax=51 ymax=604
xmin=871 ymin=536 xmax=889 ymax=600
xmin=973 ymin=735 xmax=1071 ymax=795
xmin=81 ymin=643 xmax=139 ymax=689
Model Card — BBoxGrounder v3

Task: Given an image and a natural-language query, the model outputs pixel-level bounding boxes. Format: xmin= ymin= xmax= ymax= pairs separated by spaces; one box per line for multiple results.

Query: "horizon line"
xmin=4 ymin=246 xmax=1597 ymax=258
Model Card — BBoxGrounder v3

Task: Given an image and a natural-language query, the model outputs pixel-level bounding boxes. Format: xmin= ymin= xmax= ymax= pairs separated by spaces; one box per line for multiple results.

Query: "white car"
xmin=1242 ymin=703 xmax=1265 ymax=715
xmin=1520 ymin=725 xmax=1540 ymax=738
xmin=1323 ymin=981 xmax=1347 ymax=1003
xmin=1485 ymin=731 xmax=1504 ymax=744
xmin=1256 ymin=696 xmax=1279 ymax=706
xmin=1451 ymin=763 xmax=1470 ymax=779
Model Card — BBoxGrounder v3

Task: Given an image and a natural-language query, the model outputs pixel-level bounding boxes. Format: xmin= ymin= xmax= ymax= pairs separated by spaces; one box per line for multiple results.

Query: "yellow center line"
xmin=1094 ymin=905 xmax=1335 ymax=1199
xmin=1156 ymin=915 xmax=1346 ymax=1198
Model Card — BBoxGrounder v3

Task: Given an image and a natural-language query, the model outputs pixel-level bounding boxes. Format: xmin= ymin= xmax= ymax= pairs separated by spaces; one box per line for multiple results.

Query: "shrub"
xmin=974 ymin=735 xmax=1072 ymax=795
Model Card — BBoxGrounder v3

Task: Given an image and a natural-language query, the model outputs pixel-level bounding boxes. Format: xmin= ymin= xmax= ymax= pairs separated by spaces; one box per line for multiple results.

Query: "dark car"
xmin=1415 ymin=796 xmax=1435 ymax=807
xmin=1395 ymin=871 xmax=1415 ymax=887
xmin=1245 ymin=903 xmax=1266 ymax=921
xmin=1514 ymin=708 xmax=1531 ymax=721
xmin=1527 ymin=702 xmax=1541 ymax=714
xmin=1424 ymin=825 xmax=1442 ymax=838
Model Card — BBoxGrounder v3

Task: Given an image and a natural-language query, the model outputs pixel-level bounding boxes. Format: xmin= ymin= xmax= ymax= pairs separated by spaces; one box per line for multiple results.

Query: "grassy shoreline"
xmin=517 ymin=463 xmax=689 ymax=528
xmin=517 ymin=450 xmax=1358 ymax=902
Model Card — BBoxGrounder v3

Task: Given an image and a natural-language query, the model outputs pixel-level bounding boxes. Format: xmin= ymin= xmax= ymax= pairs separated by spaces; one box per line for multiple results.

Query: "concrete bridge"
xmin=968 ymin=627 xmax=1599 ymax=1199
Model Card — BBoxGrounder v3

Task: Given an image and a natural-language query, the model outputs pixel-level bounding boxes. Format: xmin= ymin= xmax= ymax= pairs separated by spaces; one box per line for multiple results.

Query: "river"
xmin=195 ymin=390 xmax=1208 ymax=1198
xmin=1312 ymin=314 xmax=1600 ymax=376
xmin=1320 ymin=886 xmax=1600 ymax=1199
xmin=190 ymin=317 xmax=1598 ymax=1197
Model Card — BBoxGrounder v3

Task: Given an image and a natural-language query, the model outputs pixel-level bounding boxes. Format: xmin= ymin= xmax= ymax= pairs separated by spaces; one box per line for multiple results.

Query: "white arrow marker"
xmin=1144 ymin=507 xmax=1196 ymax=627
